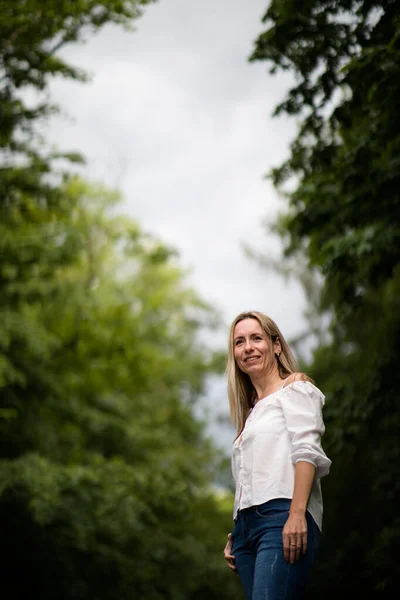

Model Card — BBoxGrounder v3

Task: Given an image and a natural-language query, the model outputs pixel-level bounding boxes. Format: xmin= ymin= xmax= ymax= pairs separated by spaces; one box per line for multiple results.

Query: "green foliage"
xmin=0 ymin=2 xmax=242 ymax=598
xmin=252 ymin=0 xmax=400 ymax=309
xmin=252 ymin=1 xmax=400 ymax=597
xmin=0 ymin=453 xmax=238 ymax=600
xmin=0 ymin=175 xmax=241 ymax=599
xmin=0 ymin=0 xmax=155 ymax=208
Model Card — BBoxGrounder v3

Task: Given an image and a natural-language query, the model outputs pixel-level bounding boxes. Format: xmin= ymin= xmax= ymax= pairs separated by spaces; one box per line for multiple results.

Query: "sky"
xmin=45 ymin=0 xmax=308 ymax=449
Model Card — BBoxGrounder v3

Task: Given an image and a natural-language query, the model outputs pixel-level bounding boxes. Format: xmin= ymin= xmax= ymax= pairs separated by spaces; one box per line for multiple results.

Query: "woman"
xmin=223 ymin=311 xmax=331 ymax=600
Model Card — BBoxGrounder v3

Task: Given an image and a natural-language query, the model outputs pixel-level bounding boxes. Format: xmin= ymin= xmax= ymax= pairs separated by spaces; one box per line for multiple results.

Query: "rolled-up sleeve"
xmin=279 ymin=381 xmax=331 ymax=479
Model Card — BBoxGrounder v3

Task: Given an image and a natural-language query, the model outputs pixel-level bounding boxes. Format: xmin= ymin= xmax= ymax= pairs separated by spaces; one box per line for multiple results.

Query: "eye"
xmin=234 ymin=339 xmax=243 ymax=346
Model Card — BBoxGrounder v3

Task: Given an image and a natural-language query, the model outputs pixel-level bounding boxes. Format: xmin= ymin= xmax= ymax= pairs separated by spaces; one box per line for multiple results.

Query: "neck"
xmin=251 ymin=365 xmax=283 ymax=402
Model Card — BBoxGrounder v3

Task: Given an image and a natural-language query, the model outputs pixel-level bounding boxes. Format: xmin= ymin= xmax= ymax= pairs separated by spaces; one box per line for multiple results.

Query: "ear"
xmin=274 ymin=338 xmax=282 ymax=356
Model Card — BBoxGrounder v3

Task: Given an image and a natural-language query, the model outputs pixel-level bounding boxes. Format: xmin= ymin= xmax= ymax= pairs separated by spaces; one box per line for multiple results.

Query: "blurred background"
xmin=0 ymin=0 xmax=398 ymax=598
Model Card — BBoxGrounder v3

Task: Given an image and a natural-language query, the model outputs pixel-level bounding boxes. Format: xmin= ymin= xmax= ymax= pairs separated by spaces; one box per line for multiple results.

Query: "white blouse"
xmin=231 ymin=380 xmax=331 ymax=531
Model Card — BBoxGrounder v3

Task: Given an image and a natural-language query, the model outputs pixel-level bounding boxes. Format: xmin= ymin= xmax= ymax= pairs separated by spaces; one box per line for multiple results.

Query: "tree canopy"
xmin=1 ymin=176 xmax=239 ymax=600
xmin=0 ymin=2 xmax=242 ymax=598
xmin=252 ymin=1 xmax=399 ymax=596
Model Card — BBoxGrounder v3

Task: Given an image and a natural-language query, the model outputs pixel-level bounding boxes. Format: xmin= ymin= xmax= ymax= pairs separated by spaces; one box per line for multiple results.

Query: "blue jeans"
xmin=231 ymin=499 xmax=320 ymax=600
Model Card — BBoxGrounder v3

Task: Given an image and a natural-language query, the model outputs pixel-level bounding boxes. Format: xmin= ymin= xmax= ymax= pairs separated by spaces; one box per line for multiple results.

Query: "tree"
xmin=0 ymin=1 xmax=157 ymax=207
xmin=0 ymin=0 xmax=157 ymax=419
xmin=0 ymin=176 xmax=241 ymax=599
xmin=0 ymin=2 xmax=242 ymax=597
xmin=252 ymin=1 xmax=400 ymax=596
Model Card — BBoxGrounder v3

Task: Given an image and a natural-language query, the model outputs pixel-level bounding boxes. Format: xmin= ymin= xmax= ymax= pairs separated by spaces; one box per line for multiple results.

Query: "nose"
xmin=244 ymin=338 xmax=253 ymax=352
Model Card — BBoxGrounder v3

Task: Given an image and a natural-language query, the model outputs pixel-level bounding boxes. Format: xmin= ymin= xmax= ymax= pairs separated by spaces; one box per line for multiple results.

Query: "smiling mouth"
xmin=245 ymin=356 xmax=260 ymax=363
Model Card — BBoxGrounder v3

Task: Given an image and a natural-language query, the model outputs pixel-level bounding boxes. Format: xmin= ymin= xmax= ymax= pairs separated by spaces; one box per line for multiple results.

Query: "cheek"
xmin=233 ymin=351 xmax=241 ymax=366
xmin=259 ymin=346 xmax=272 ymax=364
xmin=233 ymin=352 xmax=246 ymax=371
xmin=266 ymin=350 xmax=275 ymax=366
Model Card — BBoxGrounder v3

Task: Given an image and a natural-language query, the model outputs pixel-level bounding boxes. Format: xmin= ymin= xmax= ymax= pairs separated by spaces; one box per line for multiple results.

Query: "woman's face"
xmin=233 ymin=318 xmax=277 ymax=376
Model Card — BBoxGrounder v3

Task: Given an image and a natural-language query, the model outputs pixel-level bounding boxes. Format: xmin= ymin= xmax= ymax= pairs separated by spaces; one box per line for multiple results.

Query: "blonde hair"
xmin=227 ymin=311 xmax=298 ymax=436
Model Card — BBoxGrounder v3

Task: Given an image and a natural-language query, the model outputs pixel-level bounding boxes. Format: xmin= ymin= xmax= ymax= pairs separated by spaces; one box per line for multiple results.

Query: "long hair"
xmin=227 ymin=311 xmax=298 ymax=437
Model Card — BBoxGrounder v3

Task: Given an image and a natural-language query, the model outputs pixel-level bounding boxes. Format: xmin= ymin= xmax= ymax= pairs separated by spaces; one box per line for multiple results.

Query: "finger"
xmin=290 ymin=546 xmax=298 ymax=564
xmin=283 ymin=540 xmax=290 ymax=562
xmin=282 ymin=533 xmax=289 ymax=562
xmin=284 ymin=545 xmax=291 ymax=562
xmin=302 ymin=533 xmax=308 ymax=555
xmin=282 ymin=540 xmax=287 ymax=561
xmin=295 ymin=544 xmax=302 ymax=562
xmin=289 ymin=539 xmax=298 ymax=564
xmin=225 ymin=556 xmax=237 ymax=572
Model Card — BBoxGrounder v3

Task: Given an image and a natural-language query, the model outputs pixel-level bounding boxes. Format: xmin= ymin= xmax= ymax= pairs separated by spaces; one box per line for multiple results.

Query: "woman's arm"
xmin=283 ymin=461 xmax=316 ymax=564
xmin=290 ymin=460 xmax=316 ymax=515
xmin=279 ymin=377 xmax=331 ymax=564
xmin=282 ymin=461 xmax=316 ymax=564
xmin=280 ymin=376 xmax=331 ymax=480
xmin=223 ymin=533 xmax=237 ymax=573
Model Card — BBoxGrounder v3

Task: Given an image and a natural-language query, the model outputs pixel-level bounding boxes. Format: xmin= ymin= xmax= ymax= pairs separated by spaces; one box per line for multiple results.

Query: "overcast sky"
xmin=46 ymin=0 xmax=307 ymax=448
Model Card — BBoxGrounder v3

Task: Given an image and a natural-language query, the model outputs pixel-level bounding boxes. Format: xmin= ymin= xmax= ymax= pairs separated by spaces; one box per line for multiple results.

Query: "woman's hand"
xmin=282 ymin=512 xmax=308 ymax=564
xmin=223 ymin=533 xmax=237 ymax=573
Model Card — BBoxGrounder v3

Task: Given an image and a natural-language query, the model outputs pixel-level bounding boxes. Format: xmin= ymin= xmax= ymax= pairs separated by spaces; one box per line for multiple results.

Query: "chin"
xmin=245 ymin=365 xmax=262 ymax=373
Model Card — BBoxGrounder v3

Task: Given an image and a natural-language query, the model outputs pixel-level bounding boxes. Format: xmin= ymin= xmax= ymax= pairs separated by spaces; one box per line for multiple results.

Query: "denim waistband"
xmin=235 ymin=498 xmax=291 ymax=521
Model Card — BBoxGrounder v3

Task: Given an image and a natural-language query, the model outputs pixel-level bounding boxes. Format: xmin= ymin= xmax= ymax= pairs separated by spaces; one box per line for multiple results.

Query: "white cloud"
xmin=45 ymin=0 xmax=307 ymax=451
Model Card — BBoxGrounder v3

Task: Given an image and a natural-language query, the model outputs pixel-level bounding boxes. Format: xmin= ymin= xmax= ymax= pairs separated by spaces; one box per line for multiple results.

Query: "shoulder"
xmin=282 ymin=372 xmax=313 ymax=388
xmin=281 ymin=373 xmax=325 ymax=405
